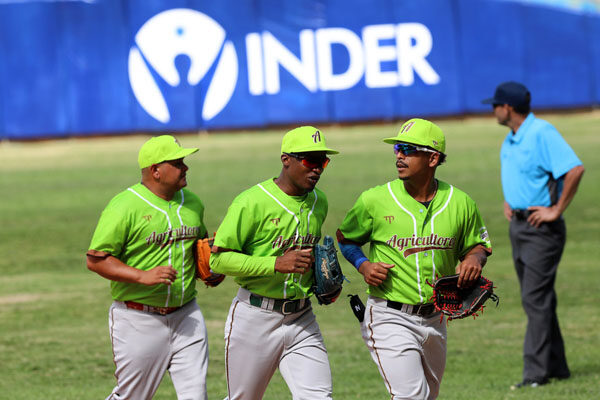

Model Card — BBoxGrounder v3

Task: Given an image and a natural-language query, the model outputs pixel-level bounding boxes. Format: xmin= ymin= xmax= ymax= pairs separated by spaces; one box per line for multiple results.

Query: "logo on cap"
xmin=128 ymin=9 xmax=238 ymax=123
xmin=312 ymin=130 xmax=322 ymax=143
xmin=400 ymin=121 xmax=415 ymax=134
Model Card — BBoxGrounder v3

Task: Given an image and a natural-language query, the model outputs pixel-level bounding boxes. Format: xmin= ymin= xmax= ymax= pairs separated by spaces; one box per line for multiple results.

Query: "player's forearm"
xmin=210 ymin=251 xmax=276 ymax=276
xmin=86 ymin=254 xmax=145 ymax=284
xmin=338 ymin=241 xmax=368 ymax=270
xmin=553 ymin=165 xmax=584 ymax=215
xmin=461 ymin=245 xmax=489 ymax=268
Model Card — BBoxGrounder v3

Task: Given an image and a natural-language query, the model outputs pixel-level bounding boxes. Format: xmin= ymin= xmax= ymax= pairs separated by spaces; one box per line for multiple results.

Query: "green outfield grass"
xmin=1 ymin=112 xmax=599 ymax=399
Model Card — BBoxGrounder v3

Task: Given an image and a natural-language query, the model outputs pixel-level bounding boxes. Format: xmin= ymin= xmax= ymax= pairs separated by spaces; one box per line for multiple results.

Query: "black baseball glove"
xmin=430 ymin=274 xmax=499 ymax=320
xmin=312 ymin=235 xmax=345 ymax=305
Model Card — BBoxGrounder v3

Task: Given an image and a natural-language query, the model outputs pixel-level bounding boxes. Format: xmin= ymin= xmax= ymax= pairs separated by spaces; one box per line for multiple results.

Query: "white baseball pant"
xmin=361 ymin=296 xmax=447 ymax=400
xmin=223 ymin=287 xmax=333 ymax=400
xmin=105 ymin=299 xmax=209 ymax=400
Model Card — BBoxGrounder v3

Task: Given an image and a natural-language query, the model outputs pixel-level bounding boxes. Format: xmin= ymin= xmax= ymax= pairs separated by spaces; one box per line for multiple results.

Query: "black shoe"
xmin=510 ymin=378 xmax=549 ymax=390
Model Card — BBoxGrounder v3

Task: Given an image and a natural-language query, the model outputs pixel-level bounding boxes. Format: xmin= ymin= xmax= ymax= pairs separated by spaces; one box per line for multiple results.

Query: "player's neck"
xmin=273 ymin=176 xmax=308 ymax=197
xmin=508 ymin=113 xmax=526 ymax=134
xmin=141 ymin=180 xmax=176 ymax=201
xmin=403 ymin=178 xmax=437 ymax=202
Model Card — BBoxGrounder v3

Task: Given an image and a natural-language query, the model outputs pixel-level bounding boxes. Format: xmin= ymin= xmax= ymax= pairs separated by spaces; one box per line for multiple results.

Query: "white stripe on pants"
xmin=106 ymin=299 xmax=208 ymax=400
xmin=361 ymin=296 xmax=447 ymax=400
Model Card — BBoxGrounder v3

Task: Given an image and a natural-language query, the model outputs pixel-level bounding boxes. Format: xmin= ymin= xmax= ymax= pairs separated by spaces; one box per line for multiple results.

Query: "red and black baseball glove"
xmin=429 ymin=274 xmax=499 ymax=321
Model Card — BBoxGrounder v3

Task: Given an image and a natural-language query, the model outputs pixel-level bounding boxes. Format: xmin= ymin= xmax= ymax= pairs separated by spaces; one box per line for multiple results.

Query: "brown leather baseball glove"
xmin=194 ymin=237 xmax=225 ymax=287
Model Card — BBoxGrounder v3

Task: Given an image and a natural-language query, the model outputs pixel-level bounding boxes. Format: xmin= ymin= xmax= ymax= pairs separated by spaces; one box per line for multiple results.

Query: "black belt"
xmin=249 ymin=293 xmax=310 ymax=315
xmin=387 ymin=300 xmax=436 ymax=316
xmin=513 ymin=209 xmax=532 ymax=220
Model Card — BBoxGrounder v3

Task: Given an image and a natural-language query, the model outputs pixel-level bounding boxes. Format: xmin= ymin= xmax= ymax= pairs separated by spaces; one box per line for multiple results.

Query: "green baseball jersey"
xmin=211 ymin=178 xmax=328 ymax=300
xmin=339 ymin=179 xmax=491 ymax=304
xmin=88 ymin=183 xmax=207 ymax=307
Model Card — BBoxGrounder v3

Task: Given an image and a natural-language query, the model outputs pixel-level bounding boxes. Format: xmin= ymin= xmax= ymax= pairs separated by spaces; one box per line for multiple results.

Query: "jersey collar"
xmin=508 ymin=112 xmax=535 ymax=144
xmin=134 ymin=182 xmax=182 ymax=207
xmin=390 ymin=179 xmax=448 ymax=209
xmin=262 ymin=178 xmax=315 ymax=208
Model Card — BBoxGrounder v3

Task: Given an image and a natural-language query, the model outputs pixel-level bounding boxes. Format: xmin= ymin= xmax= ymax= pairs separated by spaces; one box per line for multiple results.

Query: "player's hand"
xmin=139 ymin=265 xmax=178 ymax=286
xmin=275 ymin=248 xmax=313 ymax=274
xmin=358 ymin=261 xmax=394 ymax=287
xmin=503 ymin=201 xmax=513 ymax=221
xmin=455 ymin=258 xmax=482 ymax=288
xmin=527 ymin=205 xmax=560 ymax=228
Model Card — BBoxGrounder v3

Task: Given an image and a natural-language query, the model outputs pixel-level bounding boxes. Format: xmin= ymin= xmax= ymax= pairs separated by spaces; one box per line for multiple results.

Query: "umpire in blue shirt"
xmin=483 ymin=82 xmax=585 ymax=389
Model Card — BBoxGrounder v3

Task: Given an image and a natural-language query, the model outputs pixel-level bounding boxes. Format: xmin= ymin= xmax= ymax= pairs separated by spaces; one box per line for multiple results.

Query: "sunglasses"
xmin=285 ymin=153 xmax=330 ymax=169
xmin=393 ymin=143 xmax=438 ymax=155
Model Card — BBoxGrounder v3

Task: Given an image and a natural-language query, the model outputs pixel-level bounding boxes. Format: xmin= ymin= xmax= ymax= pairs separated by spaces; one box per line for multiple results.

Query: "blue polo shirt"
xmin=500 ymin=113 xmax=582 ymax=210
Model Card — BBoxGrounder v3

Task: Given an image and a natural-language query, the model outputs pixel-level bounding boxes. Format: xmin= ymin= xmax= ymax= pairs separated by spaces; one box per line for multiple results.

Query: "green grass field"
xmin=1 ymin=112 xmax=599 ymax=399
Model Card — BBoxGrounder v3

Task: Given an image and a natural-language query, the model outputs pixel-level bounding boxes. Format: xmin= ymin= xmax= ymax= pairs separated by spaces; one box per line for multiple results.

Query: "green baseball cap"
xmin=138 ymin=135 xmax=199 ymax=169
xmin=383 ymin=118 xmax=446 ymax=153
xmin=281 ymin=126 xmax=339 ymax=154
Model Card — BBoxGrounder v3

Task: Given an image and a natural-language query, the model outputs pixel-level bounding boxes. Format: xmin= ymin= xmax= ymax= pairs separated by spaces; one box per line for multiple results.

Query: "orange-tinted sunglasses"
xmin=285 ymin=153 xmax=330 ymax=169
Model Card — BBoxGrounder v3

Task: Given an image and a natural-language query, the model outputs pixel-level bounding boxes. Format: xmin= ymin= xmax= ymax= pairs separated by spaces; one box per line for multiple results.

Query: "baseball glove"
xmin=429 ymin=274 xmax=499 ymax=320
xmin=312 ymin=235 xmax=345 ymax=305
xmin=194 ymin=237 xmax=225 ymax=287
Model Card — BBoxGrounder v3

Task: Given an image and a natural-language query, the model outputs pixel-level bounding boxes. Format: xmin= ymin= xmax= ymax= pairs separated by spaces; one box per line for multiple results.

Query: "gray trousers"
xmin=361 ymin=296 xmax=446 ymax=400
xmin=106 ymin=300 xmax=209 ymax=400
xmin=223 ymin=288 xmax=333 ymax=400
xmin=509 ymin=217 xmax=570 ymax=381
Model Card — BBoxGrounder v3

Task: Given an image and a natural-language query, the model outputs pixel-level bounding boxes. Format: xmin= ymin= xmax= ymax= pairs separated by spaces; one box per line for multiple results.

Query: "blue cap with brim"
xmin=482 ymin=81 xmax=531 ymax=107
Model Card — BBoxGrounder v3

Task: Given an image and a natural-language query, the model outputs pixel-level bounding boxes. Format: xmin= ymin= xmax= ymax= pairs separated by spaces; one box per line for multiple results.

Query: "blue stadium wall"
xmin=1 ymin=0 xmax=599 ymax=139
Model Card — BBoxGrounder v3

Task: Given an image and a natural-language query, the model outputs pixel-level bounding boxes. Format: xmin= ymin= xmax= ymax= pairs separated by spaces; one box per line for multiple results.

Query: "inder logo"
xmin=128 ymin=9 xmax=238 ymax=123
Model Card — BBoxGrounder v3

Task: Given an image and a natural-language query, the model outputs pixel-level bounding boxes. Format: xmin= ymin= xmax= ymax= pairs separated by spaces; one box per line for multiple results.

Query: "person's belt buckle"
xmin=414 ymin=304 xmax=428 ymax=315
xmin=514 ymin=210 xmax=522 ymax=219
xmin=156 ymin=307 xmax=169 ymax=315
xmin=514 ymin=209 xmax=528 ymax=220
xmin=281 ymin=300 xmax=296 ymax=315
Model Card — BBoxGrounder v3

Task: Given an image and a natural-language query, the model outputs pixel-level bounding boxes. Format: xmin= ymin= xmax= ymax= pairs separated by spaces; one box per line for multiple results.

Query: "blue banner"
xmin=0 ymin=0 xmax=598 ymax=139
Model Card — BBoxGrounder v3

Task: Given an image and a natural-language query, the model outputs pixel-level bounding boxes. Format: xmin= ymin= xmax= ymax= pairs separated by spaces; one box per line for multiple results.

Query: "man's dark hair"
xmin=437 ymin=152 xmax=447 ymax=166
xmin=513 ymin=102 xmax=530 ymax=115
xmin=512 ymin=91 xmax=531 ymax=115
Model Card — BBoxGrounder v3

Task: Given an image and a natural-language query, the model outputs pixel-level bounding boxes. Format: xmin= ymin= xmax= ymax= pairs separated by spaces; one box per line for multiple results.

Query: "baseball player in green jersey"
xmin=86 ymin=135 xmax=214 ymax=400
xmin=337 ymin=119 xmax=492 ymax=399
xmin=210 ymin=126 xmax=338 ymax=400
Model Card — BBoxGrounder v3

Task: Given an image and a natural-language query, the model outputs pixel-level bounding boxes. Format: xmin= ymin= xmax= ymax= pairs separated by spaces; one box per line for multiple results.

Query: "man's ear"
xmin=429 ymin=152 xmax=440 ymax=168
xmin=150 ymin=164 xmax=161 ymax=179
xmin=281 ymin=153 xmax=291 ymax=167
xmin=506 ymin=104 xmax=516 ymax=116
